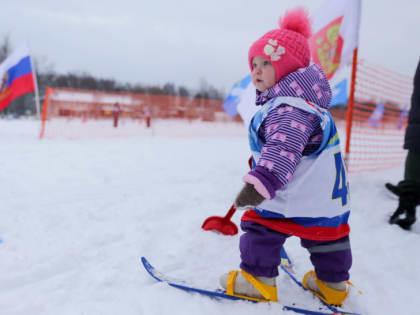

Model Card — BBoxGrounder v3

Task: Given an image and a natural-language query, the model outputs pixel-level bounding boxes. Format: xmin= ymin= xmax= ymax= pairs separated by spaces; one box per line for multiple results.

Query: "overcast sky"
xmin=1 ymin=0 xmax=419 ymax=92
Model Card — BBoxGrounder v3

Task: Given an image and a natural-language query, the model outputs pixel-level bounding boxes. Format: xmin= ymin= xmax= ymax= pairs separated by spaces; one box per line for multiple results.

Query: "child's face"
xmin=251 ymin=56 xmax=276 ymax=92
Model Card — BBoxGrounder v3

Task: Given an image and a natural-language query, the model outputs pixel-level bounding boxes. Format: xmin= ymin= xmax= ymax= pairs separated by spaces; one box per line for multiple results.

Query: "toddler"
xmin=220 ymin=8 xmax=352 ymax=306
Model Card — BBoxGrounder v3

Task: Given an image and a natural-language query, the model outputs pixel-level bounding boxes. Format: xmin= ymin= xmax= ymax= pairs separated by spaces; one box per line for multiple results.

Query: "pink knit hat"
xmin=248 ymin=8 xmax=312 ymax=82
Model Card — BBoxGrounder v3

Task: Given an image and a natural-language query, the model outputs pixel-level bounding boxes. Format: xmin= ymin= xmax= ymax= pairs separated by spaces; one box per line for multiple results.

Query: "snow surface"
xmin=0 ymin=119 xmax=419 ymax=315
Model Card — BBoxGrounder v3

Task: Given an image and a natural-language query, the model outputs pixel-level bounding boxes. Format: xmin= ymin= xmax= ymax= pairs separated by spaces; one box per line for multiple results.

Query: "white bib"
xmin=248 ymin=97 xmax=350 ymax=218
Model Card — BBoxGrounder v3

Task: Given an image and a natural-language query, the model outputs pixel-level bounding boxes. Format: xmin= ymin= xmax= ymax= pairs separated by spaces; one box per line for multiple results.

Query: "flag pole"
xmin=344 ymin=47 xmax=358 ymax=166
xmin=39 ymin=87 xmax=51 ymax=139
xmin=29 ymin=53 xmax=41 ymax=119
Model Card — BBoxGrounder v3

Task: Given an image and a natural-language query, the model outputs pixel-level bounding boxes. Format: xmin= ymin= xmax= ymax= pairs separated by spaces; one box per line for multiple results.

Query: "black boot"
xmin=389 ymin=205 xmax=405 ymax=224
xmin=396 ymin=207 xmax=416 ymax=230
xmin=389 ymin=184 xmax=419 ymax=230
xmin=385 ymin=183 xmax=401 ymax=197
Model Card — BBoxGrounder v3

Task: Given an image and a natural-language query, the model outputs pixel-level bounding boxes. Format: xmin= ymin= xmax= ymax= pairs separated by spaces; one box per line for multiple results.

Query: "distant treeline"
xmin=0 ymin=36 xmax=225 ymax=117
xmin=36 ymin=72 xmax=224 ymax=99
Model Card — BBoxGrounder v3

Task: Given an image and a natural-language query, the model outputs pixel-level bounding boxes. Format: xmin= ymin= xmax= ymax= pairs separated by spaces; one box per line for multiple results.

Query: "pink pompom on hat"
xmin=248 ymin=7 xmax=312 ymax=83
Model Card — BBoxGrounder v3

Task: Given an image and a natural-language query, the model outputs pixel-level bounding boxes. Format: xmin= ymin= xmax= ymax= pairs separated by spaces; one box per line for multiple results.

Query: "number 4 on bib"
xmin=332 ymin=152 xmax=349 ymax=206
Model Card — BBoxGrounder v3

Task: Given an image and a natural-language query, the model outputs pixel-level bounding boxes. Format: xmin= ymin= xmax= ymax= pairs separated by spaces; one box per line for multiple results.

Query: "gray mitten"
xmin=235 ymin=183 xmax=265 ymax=208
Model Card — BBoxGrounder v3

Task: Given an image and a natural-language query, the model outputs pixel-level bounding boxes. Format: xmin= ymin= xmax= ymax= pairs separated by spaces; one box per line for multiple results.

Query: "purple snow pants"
xmin=239 ymin=221 xmax=352 ymax=282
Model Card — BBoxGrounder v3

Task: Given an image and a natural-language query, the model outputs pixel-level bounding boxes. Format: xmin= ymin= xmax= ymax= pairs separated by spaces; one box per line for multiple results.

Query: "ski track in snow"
xmin=0 ymin=119 xmax=419 ymax=315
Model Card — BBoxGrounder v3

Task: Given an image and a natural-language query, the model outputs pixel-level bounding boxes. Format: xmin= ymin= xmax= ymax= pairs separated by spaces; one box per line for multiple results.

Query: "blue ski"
xmin=141 ymin=256 xmax=339 ymax=315
xmin=279 ymin=264 xmax=361 ymax=315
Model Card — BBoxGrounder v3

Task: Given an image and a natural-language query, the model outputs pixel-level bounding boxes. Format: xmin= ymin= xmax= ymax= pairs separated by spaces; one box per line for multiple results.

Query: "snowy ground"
xmin=0 ymin=119 xmax=419 ymax=315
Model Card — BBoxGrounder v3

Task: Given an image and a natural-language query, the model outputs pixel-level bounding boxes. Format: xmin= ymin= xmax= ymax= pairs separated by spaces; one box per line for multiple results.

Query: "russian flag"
xmin=0 ymin=44 xmax=35 ymax=111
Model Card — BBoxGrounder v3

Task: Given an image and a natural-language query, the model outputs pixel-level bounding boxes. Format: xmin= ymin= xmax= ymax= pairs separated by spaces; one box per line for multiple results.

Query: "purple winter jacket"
xmin=246 ymin=64 xmax=332 ymax=199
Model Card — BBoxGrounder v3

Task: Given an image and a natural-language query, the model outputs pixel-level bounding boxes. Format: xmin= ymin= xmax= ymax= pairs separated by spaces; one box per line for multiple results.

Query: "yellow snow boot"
xmin=302 ymin=270 xmax=348 ymax=306
xmin=220 ymin=270 xmax=277 ymax=302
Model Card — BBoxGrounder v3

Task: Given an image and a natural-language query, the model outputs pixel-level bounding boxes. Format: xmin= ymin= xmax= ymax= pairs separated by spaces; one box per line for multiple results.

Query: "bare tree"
xmin=0 ymin=35 xmax=11 ymax=63
xmin=178 ymin=86 xmax=189 ymax=97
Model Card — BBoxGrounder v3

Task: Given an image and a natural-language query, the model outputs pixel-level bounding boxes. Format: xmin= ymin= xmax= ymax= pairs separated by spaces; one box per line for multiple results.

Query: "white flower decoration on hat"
xmin=264 ymin=44 xmax=275 ymax=56
xmin=264 ymin=39 xmax=286 ymax=62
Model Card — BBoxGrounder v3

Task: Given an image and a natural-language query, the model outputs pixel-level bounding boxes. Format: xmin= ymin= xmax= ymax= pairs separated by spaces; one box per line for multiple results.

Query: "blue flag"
xmin=368 ymin=103 xmax=384 ymax=128
xmin=330 ymin=79 xmax=348 ymax=107
xmin=222 ymin=75 xmax=252 ymax=117
xmin=397 ymin=106 xmax=409 ymax=129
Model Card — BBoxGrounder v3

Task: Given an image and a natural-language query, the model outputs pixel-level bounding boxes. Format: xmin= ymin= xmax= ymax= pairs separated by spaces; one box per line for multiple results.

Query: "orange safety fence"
xmin=39 ymin=87 xmax=231 ymax=139
xmin=345 ymin=58 xmax=413 ymax=174
xmin=40 ymin=60 xmax=413 ymax=175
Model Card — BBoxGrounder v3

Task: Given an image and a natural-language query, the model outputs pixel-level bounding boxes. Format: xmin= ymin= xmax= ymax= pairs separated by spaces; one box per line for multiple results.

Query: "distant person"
xmin=218 ymin=8 xmax=352 ymax=306
xmin=145 ymin=107 xmax=151 ymax=128
xmin=113 ymin=102 xmax=121 ymax=128
xmin=386 ymin=59 xmax=420 ymax=230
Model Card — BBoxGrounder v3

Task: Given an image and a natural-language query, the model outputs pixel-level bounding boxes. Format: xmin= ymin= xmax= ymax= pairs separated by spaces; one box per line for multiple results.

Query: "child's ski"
xmin=279 ymin=263 xmax=361 ymax=315
xmin=141 ymin=256 xmax=346 ymax=315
